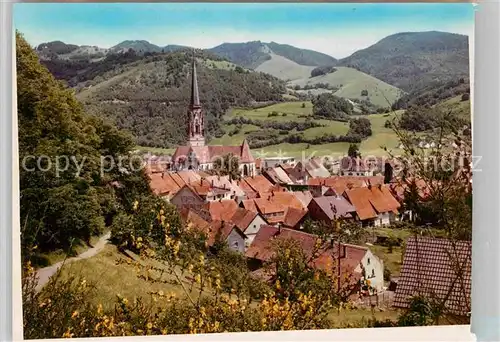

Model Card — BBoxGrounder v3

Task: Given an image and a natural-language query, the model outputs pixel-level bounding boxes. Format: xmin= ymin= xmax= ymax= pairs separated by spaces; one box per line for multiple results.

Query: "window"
xmin=371 ymin=269 xmax=375 ymax=278
xmin=367 ymin=258 xmax=370 ymax=265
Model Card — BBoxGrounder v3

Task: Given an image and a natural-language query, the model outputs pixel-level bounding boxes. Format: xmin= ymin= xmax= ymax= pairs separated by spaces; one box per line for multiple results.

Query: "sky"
xmin=14 ymin=3 xmax=475 ymax=59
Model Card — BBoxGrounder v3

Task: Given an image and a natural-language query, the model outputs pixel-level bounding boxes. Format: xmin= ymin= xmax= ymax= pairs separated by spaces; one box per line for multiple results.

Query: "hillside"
xmin=338 ymin=31 xmax=470 ymax=92
xmin=209 ymin=41 xmax=337 ymax=69
xmin=70 ymin=51 xmax=286 ymax=148
xmin=255 ymin=53 xmax=316 ymax=81
xmin=289 ymin=67 xmax=404 ymax=107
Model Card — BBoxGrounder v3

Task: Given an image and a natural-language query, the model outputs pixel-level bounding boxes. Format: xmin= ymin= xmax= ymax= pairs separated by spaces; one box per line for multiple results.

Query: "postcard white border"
xmin=1 ymin=1 xmax=498 ymax=342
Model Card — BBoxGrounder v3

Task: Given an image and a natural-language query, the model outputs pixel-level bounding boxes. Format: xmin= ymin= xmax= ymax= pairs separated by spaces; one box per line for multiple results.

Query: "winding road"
xmin=35 ymin=231 xmax=111 ymax=292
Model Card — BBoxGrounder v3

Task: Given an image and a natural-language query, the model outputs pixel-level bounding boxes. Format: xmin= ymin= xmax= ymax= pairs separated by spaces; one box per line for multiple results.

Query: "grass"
xmin=210 ymin=124 xmax=260 ymax=146
xmin=35 ymin=235 xmax=103 ymax=268
xmin=328 ymin=307 xmax=401 ymax=328
xmin=58 ymin=243 xmax=401 ymax=327
xmin=57 ymin=244 xmax=197 ymax=311
xmin=288 ymin=67 xmax=404 ymax=107
xmin=370 ymin=244 xmax=404 ymax=278
xmin=217 ymin=102 xmax=406 ymax=158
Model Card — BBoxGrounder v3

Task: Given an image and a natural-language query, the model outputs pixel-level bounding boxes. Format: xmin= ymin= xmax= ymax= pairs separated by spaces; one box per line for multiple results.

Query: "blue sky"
xmin=14 ymin=3 xmax=474 ymax=58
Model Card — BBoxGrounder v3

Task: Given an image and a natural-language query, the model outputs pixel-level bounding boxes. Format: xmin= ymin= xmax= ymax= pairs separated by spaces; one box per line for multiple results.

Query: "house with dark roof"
xmin=245 ymin=226 xmax=385 ymax=292
xmin=394 ymin=236 xmax=472 ymax=318
xmin=343 ymin=184 xmax=401 ymax=227
xmin=307 ymin=195 xmax=357 ymax=224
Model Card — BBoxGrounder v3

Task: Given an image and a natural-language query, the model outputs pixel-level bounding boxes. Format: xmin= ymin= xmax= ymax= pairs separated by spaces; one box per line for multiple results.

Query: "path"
xmin=35 ymin=231 xmax=111 ymax=292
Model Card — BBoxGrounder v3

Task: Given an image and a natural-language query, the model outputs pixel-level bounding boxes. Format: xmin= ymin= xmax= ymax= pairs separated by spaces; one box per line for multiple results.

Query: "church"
xmin=171 ymin=54 xmax=256 ymax=177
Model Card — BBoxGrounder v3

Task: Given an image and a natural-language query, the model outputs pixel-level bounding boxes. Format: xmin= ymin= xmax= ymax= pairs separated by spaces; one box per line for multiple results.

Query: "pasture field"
xmin=216 ymin=102 xmax=404 ymax=158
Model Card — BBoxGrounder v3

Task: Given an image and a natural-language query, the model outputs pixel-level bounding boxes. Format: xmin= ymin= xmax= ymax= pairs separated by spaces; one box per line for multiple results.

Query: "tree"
xmin=212 ymin=153 xmax=241 ymax=180
xmin=388 ymin=106 xmax=472 ymax=325
xmin=16 ymin=31 xmax=149 ymax=263
xmin=348 ymin=144 xmax=360 ymax=158
xmin=348 ymin=118 xmax=372 ymax=138
xmin=312 ymin=93 xmax=353 ymax=120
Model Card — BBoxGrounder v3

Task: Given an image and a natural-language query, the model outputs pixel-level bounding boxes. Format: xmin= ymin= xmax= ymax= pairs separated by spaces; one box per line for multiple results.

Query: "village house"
xmin=262 ymin=156 xmax=296 ymax=169
xmin=169 ymin=182 xmax=233 ymax=211
xmin=307 ymin=176 xmax=384 ymax=197
xmin=229 ymin=207 xmax=267 ymax=248
xmin=241 ymin=191 xmax=304 ymax=226
xmin=307 ymin=195 xmax=357 ymax=224
xmin=147 ymin=170 xmax=206 ymax=200
xmin=208 ymin=220 xmax=247 ymax=254
xmin=290 ymin=190 xmax=313 ymax=209
xmin=262 ymin=166 xmax=296 ymax=186
xmin=179 ymin=208 xmax=246 ymax=254
xmin=394 ymin=236 xmax=472 ymax=320
xmin=282 ymin=207 xmax=308 ymax=230
xmin=245 ymin=225 xmax=385 ymax=292
xmin=339 ymin=157 xmax=374 ymax=177
xmin=343 ymin=184 xmax=401 ymax=227
xmin=239 ymin=175 xmax=275 ymax=195
xmin=201 ymin=199 xmax=240 ymax=222
xmin=291 ymin=158 xmax=331 ymax=183
xmin=170 ymin=54 xmax=256 ymax=177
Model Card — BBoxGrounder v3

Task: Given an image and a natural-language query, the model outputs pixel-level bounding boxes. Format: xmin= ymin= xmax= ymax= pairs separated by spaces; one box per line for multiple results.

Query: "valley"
xmin=35 ymin=31 xmax=471 ymax=158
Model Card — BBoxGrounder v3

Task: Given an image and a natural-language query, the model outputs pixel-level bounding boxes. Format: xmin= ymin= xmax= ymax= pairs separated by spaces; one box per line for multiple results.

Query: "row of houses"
xmin=145 ymin=157 xmax=471 ymax=318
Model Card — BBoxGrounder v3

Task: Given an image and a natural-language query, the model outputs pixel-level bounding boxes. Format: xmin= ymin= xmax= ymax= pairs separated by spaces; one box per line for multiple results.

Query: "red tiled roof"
xmin=245 ymin=226 xmax=368 ymax=278
xmin=394 ymin=236 xmax=472 ymax=316
xmin=230 ymin=208 xmax=258 ymax=232
xmin=389 ymin=178 xmax=432 ymax=202
xmin=343 ymin=187 xmax=378 ymax=220
xmin=240 ymin=139 xmax=254 ymax=163
xmin=206 ymin=220 xmax=243 ymax=246
xmin=283 ymin=207 xmax=308 ymax=228
xmin=344 ymin=185 xmax=400 ymax=220
xmin=179 ymin=208 xmax=211 ymax=236
xmin=241 ymin=199 xmax=258 ymax=212
xmin=308 ymin=176 xmax=384 ymax=194
xmin=292 ymin=191 xmax=313 ymax=209
xmin=203 ymin=200 xmax=239 ymax=222
xmin=258 ymin=191 xmax=304 ymax=211
xmin=242 ymin=175 xmax=274 ymax=194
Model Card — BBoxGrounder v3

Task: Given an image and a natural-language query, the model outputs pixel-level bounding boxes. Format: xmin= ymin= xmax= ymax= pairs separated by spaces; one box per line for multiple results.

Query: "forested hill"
xmin=337 ymin=31 xmax=470 ymax=93
xmin=40 ymin=49 xmax=287 ymax=148
xmin=208 ymin=41 xmax=337 ymax=69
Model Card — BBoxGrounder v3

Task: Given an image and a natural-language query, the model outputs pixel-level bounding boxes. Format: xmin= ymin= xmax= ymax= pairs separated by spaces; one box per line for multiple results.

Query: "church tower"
xmin=186 ymin=51 xmax=205 ymax=147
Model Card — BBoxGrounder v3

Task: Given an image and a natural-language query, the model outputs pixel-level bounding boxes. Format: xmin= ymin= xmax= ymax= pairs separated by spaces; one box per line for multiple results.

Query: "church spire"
xmin=190 ymin=50 xmax=201 ymax=109
xmin=186 ymin=49 xmax=205 ymax=147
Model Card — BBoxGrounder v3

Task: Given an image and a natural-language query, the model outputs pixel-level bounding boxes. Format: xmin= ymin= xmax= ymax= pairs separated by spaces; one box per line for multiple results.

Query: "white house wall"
xmin=226 ymin=229 xmax=246 ymax=254
xmin=243 ymin=215 xmax=267 ymax=249
xmin=361 ymin=250 xmax=385 ymax=292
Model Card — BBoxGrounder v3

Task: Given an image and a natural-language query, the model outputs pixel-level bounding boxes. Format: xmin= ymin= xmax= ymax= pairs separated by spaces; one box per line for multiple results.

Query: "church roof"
xmin=190 ymin=51 xmax=200 ymax=108
xmin=172 ymin=141 xmax=255 ymax=164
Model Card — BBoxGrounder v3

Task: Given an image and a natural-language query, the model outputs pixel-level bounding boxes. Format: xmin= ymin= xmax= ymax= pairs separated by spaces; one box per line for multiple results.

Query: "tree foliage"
xmin=17 ymin=32 xmax=151 ymax=263
xmin=311 ymin=93 xmax=354 ymax=120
